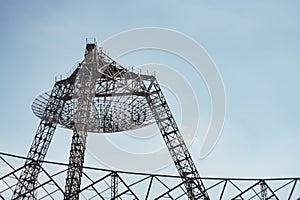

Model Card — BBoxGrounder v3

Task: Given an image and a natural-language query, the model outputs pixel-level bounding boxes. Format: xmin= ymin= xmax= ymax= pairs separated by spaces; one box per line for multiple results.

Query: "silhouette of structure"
xmin=1 ymin=40 xmax=299 ymax=200
xmin=11 ymin=40 xmax=208 ymax=199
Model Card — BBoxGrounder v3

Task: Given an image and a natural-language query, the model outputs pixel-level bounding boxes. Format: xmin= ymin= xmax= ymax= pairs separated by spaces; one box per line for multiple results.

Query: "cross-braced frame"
xmin=1 ymin=152 xmax=300 ymax=199
xmin=12 ymin=41 xmax=210 ymax=199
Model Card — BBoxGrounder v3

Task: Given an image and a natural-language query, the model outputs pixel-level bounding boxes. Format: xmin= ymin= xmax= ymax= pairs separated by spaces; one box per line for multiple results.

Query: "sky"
xmin=0 ymin=0 xmax=300 ymax=180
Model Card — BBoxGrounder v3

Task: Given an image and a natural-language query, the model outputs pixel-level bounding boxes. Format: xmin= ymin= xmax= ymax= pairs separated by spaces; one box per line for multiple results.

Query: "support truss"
xmin=143 ymin=76 xmax=209 ymax=200
xmin=1 ymin=152 xmax=300 ymax=199
xmin=12 ymin=78 xmax=73 ymax=199
xmin=64 ymin=44 xmax=102 ymax=199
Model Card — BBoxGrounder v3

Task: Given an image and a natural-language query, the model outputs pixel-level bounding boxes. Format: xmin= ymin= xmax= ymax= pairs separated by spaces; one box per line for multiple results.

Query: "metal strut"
xmin=145 ymin=77 xmax=209 ymax=200
xmin=111 ymin=172 xmax=118 ymax=200
xmin=64 ymin=44 xmax=99 ymax=199
xmin=12 ymin=81 xmax=72 ymax=199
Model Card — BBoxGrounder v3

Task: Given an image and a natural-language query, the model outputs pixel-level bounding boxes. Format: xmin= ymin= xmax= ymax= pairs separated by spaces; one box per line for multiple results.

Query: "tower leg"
xmin=64 ymin=46 xmax=98 ymax=199
xmin=12 ymin=82 xmax=71 ymax=199
xmin=145 ymin=77 xmax=209 ymax=200
xmin=64 ymin=129 xmax=88 ymax=200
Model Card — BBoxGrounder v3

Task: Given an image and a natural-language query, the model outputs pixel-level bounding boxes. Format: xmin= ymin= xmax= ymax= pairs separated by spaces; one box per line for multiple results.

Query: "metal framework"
xmin=1 ymin=152 xmax=300 ymax=199
xmin=144 ymin=77 xmax=208 ymax=199
xmin=64 ymin=44 xmax=99 ymax=199
xmin=12 ymin=74 xmax=73 ymax=199
xmin=111 ymin=172 xmax=118 ymax=199
xmin=11 ymin=41 xmax=209 ymax=199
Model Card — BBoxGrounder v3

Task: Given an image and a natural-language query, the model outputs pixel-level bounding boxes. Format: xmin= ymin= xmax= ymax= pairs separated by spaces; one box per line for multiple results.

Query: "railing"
xmin=55 ymin=63 xmax=80 ymax=82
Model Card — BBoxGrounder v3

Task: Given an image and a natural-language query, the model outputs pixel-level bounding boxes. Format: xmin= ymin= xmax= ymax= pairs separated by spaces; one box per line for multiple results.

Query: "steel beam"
xmin=144 ymin=77 xmax=209 ymax=200
xmin=64 ymin=44 xmax=99 ymax=199
xmin=12 ymin=81 xmax=72 ymax=199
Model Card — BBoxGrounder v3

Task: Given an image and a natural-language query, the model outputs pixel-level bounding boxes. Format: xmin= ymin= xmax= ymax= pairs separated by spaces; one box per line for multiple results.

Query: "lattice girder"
xmin=12 ymin=79 xmax=73 ymax=199
xmin=142 ymin=76 xmax=210 ymax=199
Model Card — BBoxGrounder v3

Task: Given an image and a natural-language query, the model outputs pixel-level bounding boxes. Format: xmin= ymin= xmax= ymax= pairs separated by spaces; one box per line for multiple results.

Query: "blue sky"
xmin=0 ymin=1 xmax=300 ymax=179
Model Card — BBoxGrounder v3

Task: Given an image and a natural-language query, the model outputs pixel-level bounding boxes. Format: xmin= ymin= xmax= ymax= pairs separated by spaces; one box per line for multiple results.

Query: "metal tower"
xmin=12 ymin=41 xmax=209 ymax=200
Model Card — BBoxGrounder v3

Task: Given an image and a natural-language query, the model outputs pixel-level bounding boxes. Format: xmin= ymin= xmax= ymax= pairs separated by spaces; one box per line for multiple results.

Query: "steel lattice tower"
xmin=12 ymin=41 xmax=209 ymax=200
